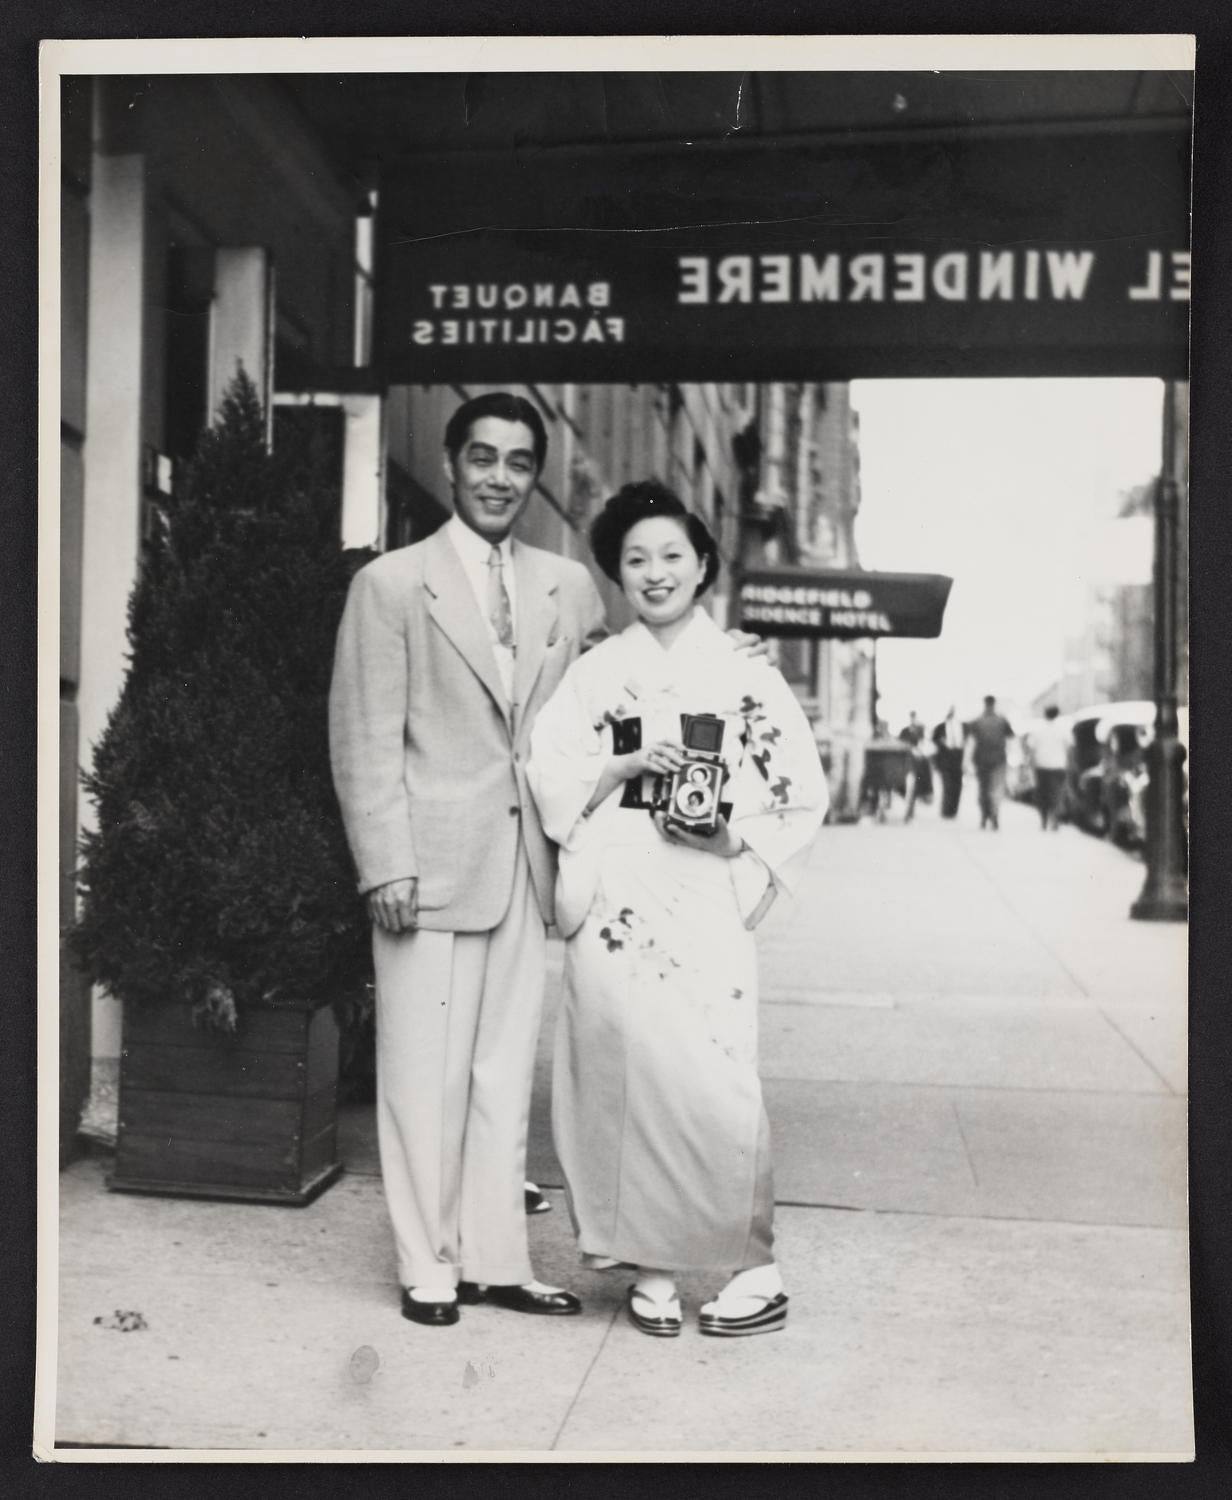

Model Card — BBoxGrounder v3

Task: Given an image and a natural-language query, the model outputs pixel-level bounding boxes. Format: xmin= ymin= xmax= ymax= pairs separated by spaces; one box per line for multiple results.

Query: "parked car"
xmin=1086 ymin=712 xmax=1153 ymax=846
xmin=1061 ymin=706 xmax=1108 ymax=831
xmin=1064 ymin=700 xmax=1183 ymax=846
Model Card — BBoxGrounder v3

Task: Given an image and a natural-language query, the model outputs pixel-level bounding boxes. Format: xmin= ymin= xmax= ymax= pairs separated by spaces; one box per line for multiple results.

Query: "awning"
xmin=738 ymin=567 xmax=953 ymax=639
xmin=376 ymin=123 xmax=1190 ymax=383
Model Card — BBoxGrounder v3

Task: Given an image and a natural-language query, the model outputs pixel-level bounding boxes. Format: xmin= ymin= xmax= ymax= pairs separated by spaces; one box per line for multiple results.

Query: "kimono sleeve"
xmin=526 ymin=659 xmax=609 ymax=852
xmin=726 ymin=662 xmax=828 ymax=928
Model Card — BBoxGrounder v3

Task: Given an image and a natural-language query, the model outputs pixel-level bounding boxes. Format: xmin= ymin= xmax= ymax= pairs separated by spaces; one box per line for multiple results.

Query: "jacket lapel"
xmin=512 ymin=543 xmax=559 ymax=720
xmin=423 ymin=529 xmax=512 ymax=728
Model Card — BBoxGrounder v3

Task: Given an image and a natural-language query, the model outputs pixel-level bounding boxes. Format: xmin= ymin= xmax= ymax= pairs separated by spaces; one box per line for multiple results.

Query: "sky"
xmin=849 ymin=378 xmax=1164 ymax=733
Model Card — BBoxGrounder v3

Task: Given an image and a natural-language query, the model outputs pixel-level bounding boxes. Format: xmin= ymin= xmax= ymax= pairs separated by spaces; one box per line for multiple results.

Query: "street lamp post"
xmin=1131 ymin=380 xmax=1188 ymax=922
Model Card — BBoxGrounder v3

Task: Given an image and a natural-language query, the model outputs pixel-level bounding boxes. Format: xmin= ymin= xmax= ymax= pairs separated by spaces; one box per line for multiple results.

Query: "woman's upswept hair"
xmin=589 ymin=480 xmax=720 ymax=597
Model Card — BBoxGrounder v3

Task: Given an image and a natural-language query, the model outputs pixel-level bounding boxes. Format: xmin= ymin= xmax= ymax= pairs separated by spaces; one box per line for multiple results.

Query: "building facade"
xmin=58 ymin=77 xmax=874 ymax=1156
xmin=734 ymin=383 xmax=875 ymax=817
xmin=1054 ymin=429 xmax=1190 ymax=718
xmin=60 ymin=76 xmax=364 ymax=1160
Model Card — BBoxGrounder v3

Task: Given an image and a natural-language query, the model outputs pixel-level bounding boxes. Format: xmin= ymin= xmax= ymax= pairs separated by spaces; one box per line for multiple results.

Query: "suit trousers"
xmin=976 ymin=763 xmax=1007 ymax=827
xmin=373 ymin=846 xmax=547 ymax=1292
xmin=1035 ymin=768 xmax=1065 ymax=828
xmin=935 ymin=747 xmax=964 ymax=818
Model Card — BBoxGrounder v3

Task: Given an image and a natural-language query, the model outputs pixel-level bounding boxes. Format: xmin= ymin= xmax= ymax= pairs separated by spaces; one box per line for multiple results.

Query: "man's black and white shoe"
xmin=400 ymin=1288 xmax=460 ymax=1327
xmin=457 ymin=1280 xmax=582 ymax=1315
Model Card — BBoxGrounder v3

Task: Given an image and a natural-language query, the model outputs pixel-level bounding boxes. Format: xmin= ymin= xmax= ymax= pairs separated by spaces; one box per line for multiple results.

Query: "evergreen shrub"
xmin=71 ymin=372 xmax=373 ymax=1033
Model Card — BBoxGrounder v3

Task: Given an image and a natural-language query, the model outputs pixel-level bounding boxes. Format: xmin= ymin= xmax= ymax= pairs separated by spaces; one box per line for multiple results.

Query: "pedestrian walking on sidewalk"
xmin=969 ymin=695 xmax=1016 ymax=830
xmin=932 ymin=706 xmax=966 ymax=818
xmin=1027 ymin=705 xmax=1069 ymax=831
xmin=528 ymin=483 xmax=828 ymax=1340
xmin=898 ymin=711 xmax=932 ymax=820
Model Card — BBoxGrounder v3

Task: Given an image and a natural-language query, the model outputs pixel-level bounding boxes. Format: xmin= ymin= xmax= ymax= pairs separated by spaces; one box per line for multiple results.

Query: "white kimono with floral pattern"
xmin=528 ymin=609 xmax=827 ymax=1273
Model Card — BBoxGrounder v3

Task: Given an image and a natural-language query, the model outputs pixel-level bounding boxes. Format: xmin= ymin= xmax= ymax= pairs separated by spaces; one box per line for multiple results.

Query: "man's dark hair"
xmin=589 ymin=480 xmax=720 ymax=597
xmin=1044 ymin=704 xmax=1060 ymax=720
xmin=984 ymin=695 xmax=996 ymax=708
xmin=443 ymin=392 xmax=548 ymax=472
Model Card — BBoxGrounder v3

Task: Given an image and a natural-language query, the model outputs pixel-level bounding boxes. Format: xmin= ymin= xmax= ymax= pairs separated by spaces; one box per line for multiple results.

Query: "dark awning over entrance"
xmin=376 ymin=124 xmax=1190 ymax=383
xmin=738 ymin=567 xmax=953 ymax=640
xmin=277 ymin=71 xmax=1191 ymax=386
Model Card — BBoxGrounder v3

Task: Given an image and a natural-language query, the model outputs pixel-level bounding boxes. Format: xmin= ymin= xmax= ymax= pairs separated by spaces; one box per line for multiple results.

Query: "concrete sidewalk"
xmin=50 ymin=794 xmax=1192 ymax=1458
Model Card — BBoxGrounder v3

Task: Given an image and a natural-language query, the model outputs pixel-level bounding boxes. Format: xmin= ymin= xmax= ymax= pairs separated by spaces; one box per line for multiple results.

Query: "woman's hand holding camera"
xmin=653 ymin=809 xmax=745 ymax=859
xmin=587 ymin=740 xmax=686 ymax=815
xmin=625 ymin=740 xmax=685 ymax=780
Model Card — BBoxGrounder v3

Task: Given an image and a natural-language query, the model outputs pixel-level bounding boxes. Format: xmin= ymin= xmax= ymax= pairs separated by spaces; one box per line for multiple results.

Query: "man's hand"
xmin=367 ymin=877 xmax=419 ymax=934
xmin=726 ymin=628 xmax=770 ymax=660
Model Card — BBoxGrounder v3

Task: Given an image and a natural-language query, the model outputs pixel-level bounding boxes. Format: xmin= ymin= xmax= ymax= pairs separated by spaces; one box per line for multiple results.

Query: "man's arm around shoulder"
xmin=549 ymin=552 xmax=609 ymax=653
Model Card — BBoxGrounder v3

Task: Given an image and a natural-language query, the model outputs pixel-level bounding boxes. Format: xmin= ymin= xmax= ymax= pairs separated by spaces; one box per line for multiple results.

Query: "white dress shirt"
xmin=445 ymin=516 xmax=518 ymax=701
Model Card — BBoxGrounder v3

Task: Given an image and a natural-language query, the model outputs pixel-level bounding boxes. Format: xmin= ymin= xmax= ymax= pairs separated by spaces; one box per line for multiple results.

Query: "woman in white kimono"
xmin=528 ymin=482 xmax=827 ymax=1338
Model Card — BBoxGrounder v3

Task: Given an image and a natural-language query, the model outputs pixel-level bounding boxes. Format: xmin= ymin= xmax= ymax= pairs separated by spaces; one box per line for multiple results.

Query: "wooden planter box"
xmin=110 ymin=1001 xmax=343 ymax=1206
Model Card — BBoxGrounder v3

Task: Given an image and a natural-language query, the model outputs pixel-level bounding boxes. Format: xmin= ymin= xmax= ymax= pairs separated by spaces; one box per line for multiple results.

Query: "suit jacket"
xmin=329 ymin=527 xmax=608 ymax=931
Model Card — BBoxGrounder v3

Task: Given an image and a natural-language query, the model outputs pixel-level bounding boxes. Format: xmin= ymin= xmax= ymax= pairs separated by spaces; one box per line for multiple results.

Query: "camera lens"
xmin=676 ymin=781 xmax=715 ymax=817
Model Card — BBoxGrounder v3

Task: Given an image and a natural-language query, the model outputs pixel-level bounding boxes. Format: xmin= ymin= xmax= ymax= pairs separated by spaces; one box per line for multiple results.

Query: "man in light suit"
xmin=329 ymin=392 xmax=607 ymax=1326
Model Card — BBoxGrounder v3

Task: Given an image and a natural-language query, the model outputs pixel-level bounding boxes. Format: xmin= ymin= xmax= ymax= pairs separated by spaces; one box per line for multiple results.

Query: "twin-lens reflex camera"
xmin=654 ymin=712 xmax=729 ymax=837
xmin=614 ymin=712 xmax=731 ymax=836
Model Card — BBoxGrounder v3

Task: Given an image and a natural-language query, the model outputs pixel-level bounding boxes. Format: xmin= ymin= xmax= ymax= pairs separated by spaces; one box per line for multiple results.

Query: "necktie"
xmin=486 ymin=546 xmax=514 ymax=648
